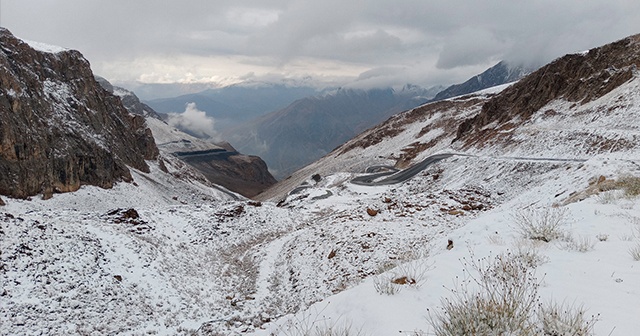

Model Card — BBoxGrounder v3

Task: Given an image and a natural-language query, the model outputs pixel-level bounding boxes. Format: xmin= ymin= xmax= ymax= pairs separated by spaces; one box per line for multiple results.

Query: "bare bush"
xmin=514 ymin=243 xmax=550 ymax=268
xmin=538 ymin=302 xmax=598 ymax=336
xmin=373 ymin=260 xmax=431 ymax=295
xmin=372 ymin=275 xmax=402 ymax=295
xmin=274 ymin=306 xmax=366 ymax=336
xmin=428 ymin=252 xmax=540 ymax=335
xmin=616 ymin=175 xmax=640 ymax=197
xmin=563 ymin=235 xmax=596 ymax=253
xmin=428 ymin=251 xmax=597 ymax=336
xmin=512 ymin=207 xmax=569 ymax=242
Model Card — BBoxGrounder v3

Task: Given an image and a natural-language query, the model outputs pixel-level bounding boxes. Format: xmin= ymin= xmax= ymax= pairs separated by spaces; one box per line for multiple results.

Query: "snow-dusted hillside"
xmin=2 ymin=33 xmax=640 ymax=336
xmin=5 ymin=140 xmax=639 ymax=335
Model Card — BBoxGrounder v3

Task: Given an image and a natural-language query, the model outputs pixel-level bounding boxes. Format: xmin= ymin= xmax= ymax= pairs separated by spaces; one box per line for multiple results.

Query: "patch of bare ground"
xmin=383 ymin=186 xmax=493 ymax=218
xmin=340 ymin=97 xmax=486 ymax=155
xmin=396 ymin=138 xmax=442 ymax=168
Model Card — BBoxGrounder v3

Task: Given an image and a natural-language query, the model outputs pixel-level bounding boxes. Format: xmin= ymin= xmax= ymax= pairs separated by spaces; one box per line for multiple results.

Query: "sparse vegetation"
xmin=512 ymin=207 xmax=569 ymax=242
xmin=428 ymin=251 xmax=597 ymax=336
xmin=487 ymin=233 xmax=505 ymax=245
xmin=567 ymin=175 xmax=640 ymax=205
xmin=428 ymin=252 xmax=540 ymax=335
xmin=514 ymin=243 xmax=550 ymax=268
xmin=273 ymin=306 xmax=366 ymax=336
xmin=373 ymin=260 xmax=430 ymax=295
xmin=538 ymin=302 xmax=599 ymax=336
xmin=563 ymin=235 xmax=596 ymax=253
xmin=617 ymin=175 xmax=640 ymax=197
xmin=630 ymin=243 xmax=640 ymax=261
xmin=373 ymin=275 xmax=402 ymax=295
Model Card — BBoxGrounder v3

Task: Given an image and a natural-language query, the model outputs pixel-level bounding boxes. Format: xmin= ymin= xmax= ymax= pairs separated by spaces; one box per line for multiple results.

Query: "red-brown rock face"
xmin=0 ymin=28 xmax=158 ymax=199
xmin=455 ymin=34 xmax=640 ymax=146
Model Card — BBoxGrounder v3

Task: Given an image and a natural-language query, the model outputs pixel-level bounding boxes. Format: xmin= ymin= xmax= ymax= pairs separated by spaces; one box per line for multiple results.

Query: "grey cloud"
xmin=436 ymin=28 xmax=506 ymax=69
xmin=4 ymin=0 xmax=640 ymax=88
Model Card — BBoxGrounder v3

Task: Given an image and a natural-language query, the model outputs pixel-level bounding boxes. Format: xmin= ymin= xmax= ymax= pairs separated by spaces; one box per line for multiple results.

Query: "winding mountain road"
xmin=350 ymin=153 xmax=588 ymax=187
xmin=351 ymin=153 xmax=453 ymax=186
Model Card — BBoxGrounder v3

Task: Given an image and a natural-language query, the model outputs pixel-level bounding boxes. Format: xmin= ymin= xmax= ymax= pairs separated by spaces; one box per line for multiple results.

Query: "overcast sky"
xmin=4 ymin=0 xmax=640 ymax=89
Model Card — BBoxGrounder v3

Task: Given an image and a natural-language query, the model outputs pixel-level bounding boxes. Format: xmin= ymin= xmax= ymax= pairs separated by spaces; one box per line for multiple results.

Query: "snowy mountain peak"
xmin=431 ymin=60 xmax=536 ymax=102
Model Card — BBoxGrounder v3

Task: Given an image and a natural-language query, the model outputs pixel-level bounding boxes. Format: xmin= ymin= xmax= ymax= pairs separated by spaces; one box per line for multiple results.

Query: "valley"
xmin=1 ymin=24 xmax=640 ymax=336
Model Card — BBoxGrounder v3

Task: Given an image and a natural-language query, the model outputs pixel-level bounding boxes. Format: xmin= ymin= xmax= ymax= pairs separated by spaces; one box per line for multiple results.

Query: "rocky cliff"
xmin=0 ymin=28 xmax=158 ymax=200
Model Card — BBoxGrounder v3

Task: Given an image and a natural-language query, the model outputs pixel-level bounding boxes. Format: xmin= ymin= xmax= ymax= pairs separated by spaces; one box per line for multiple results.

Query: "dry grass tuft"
xmin=630 ymin=243 xmax=640 ymax=261
xmin=512 ymin=207 xmax=569 ymax=243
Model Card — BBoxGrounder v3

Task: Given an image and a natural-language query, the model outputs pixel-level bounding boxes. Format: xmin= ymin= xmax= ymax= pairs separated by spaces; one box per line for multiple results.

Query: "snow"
xmin=23 ymin=39 xmax=68 ymax=54
xmin=146 ymin=117 xmax=223 ymax=153
xmin=2 ymin=137 xmax=640 ymax=335
xmin=253 ymin=158 xmax=640 ymax=335
xmin=112 ymin=87 xmax=132 ymax=98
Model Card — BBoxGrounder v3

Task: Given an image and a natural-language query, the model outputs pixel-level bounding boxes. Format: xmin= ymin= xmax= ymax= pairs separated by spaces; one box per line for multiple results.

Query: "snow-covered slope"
xmin=253 ymin=155 xmax=640 ymax=335
xmin=145 ymin=117 xmax=225 ymax=153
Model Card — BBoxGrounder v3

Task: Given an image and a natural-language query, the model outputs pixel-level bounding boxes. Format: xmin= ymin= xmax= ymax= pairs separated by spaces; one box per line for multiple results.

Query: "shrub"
xmin=428 ymin=251 xmax=597 ymax=336
xmin=428 ymin=252 xmax=540 ymax=335
xmin=514 ymin=243 xmax=550 ymax=268
xmin=512 ymin=207 xmax=569 ymax=242
xmin=563 ymin=235 xmax=596 ymax=253
xmin=372 ymin=274 xmax=402 ymax=295
xmin=275 ymin=306 xmax=366 ymax=336
xmin=616 ymin=175 xmax=640 ymax=197
xmin=538 ymin=302 xmax=598 ymax=336
xmin=373 ymin=260 xmax=430 ymax=295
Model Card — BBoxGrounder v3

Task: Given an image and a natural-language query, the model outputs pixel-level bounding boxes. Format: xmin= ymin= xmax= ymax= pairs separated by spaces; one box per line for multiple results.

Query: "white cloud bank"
xmin=166 ymin=103 xmax=217 ymax=139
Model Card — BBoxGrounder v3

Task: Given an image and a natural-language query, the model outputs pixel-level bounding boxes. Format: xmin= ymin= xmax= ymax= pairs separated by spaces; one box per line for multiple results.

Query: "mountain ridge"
xmin=430 ymin=60 xmax=533 ymax=102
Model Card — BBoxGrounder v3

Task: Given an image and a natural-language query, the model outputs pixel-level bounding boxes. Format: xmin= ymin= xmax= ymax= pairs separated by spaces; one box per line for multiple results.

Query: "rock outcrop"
xmin=175 ymin=148 xmax=277 ymax=198
xmin=95 ymin=76 xmax=165 ymax=120
xmin=0 ymin=28 xmax=158 ymax=199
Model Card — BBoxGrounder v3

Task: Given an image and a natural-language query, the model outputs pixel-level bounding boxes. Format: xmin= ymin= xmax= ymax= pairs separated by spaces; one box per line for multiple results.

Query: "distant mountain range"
xmin=217 ymin=61 xmax=532 ymax=179
xmin=137 ymin=61 xmax=534 ymax=180
xmin=222 ymin=85 xmax=441 ymax=179
xmin=145 ymin=84 xmax=321 ymax=130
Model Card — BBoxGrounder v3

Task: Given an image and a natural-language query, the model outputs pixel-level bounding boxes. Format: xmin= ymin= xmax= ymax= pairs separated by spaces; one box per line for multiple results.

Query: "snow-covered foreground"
xmin=255 ymin=156 xmax=640 ymax=336
xmin=2 ymin=150 xmax=639 ymax=335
